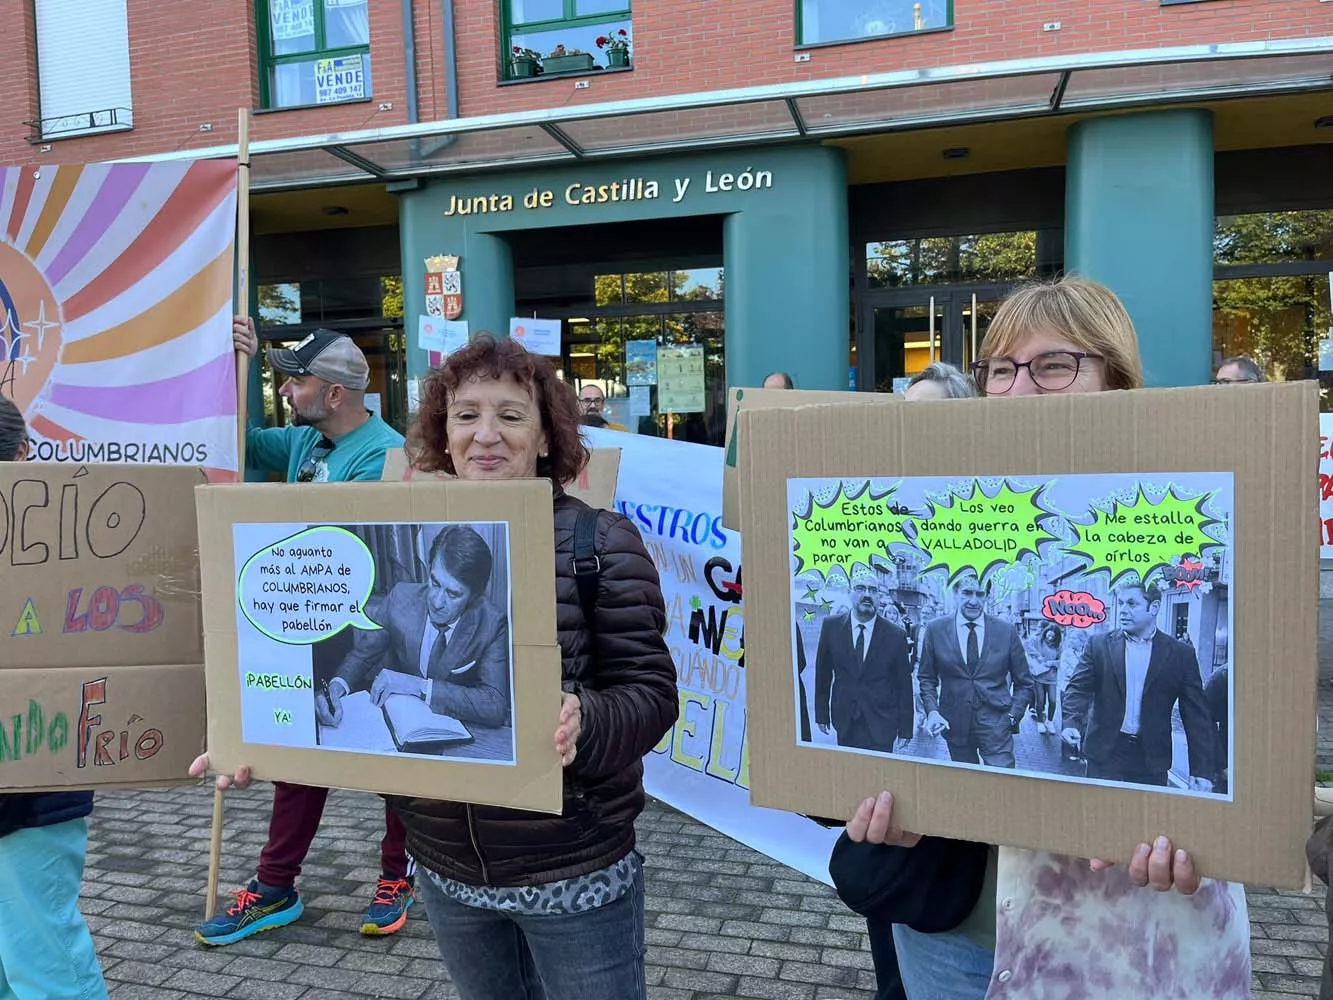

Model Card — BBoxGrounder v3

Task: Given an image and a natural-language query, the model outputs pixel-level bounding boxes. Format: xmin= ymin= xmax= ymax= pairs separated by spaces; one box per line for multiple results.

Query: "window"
xmin=32 ymin=0 xmax=133 ymax=140
xmin=503 ymin=1 xmax=632 ymax=81
xmin=257 ymin=0 xmax=371 ymax=110
xmin=866 ymin=232 xmax=1040 ymax=289
xmin=1210 ymin=210 xmax=1333 ymax=401
xmin=798 ymin=0 xmax=951 ymax=46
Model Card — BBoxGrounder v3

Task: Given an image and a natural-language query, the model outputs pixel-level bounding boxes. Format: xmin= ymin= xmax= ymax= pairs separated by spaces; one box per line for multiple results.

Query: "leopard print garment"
xmin=425 ymin=851 xmax=640 ymax=915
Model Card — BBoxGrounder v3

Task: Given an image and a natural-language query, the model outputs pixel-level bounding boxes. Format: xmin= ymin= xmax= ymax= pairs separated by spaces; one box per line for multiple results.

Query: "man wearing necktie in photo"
xmin=918 ymin=571 xmax=1034 ymax=768
xmin=321 ymin=525 xmax=511 ymax=730
xmin=812 ymin=575 xmax=914 ymax=753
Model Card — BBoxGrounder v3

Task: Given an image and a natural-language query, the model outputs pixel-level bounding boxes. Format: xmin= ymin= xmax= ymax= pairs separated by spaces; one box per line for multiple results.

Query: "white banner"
xmin=583 ymin=426 xmax=841 ymax=885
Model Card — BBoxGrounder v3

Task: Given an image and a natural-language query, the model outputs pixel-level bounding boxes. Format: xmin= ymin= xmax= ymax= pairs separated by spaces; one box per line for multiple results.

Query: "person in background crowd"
xmin=193 ymin=318 xmax=409 ymax=947
xmin=846 ymin=276 xmax=1250 ymax=1000
xmin=763 ymin=371 xmax=795 ymax=389
xmin=1212 ymin=356 xmax=1265 ymax=384
xmin=578 ymin=384 xmax=628 ymax=430
xmin=903 ymin=361 xmax=976 ymax=401
xmin=1026 ymin=622 xmax=1063 ymax=734
xmin=0 ymin=395 xmax=108 ymax=1000
xmin=196 ymin=333 xmax=678 ymax=999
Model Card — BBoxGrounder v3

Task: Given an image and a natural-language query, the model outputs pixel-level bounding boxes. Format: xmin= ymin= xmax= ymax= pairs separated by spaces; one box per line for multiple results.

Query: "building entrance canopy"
xmin=122 ymin=38 xmax=1332 ymax=191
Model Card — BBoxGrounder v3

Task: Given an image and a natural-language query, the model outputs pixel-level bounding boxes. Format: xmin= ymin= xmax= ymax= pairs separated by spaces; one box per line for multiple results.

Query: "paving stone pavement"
xmin=81 ymin=603 xmax=1333 ymax=1000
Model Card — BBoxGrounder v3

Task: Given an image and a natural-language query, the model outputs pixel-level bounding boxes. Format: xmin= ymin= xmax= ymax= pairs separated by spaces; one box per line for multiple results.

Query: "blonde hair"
xmin=979 ymin=276 xmax=1144 ymax=391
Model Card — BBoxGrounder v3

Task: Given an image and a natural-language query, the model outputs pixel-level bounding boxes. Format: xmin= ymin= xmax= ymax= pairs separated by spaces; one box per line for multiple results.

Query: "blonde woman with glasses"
xmin=845 ymin=276 xmax=1249 ymax=1000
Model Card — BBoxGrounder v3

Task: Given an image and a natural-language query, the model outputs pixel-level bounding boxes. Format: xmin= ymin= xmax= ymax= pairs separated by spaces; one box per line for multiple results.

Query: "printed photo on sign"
xmin=232 ymin=519 xmax=516 ymax=766
xmin=787 ymin=473 xmax=1234 ymax=800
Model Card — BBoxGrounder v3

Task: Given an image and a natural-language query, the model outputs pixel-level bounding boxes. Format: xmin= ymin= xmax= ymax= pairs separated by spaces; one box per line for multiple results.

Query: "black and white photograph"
xmin=233 ymin=519 xmax=516 ymax=766
xmin=790 ymin=473 xmax=1234 ymax=799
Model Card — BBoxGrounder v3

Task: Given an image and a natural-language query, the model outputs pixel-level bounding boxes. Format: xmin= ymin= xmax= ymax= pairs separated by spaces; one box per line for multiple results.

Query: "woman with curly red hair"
xmin=395 ymin=333 xmax=678 ymax=999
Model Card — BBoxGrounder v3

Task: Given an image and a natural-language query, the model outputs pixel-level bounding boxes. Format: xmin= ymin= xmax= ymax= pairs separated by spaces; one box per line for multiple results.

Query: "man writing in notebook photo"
xmin=317 ymin=524 xmax=513 ymax=744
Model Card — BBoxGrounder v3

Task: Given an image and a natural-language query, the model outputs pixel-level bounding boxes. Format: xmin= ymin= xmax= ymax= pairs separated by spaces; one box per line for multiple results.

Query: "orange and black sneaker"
xmin=361 ymin=876 xmax=414 ymax=935
xmin=195 ymin=879 xmax=303 ymax=946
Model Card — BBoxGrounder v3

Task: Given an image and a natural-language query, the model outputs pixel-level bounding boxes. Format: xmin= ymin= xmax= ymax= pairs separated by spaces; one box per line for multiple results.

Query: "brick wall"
xmin=0 ymin=0 xmax=1324 ymax=164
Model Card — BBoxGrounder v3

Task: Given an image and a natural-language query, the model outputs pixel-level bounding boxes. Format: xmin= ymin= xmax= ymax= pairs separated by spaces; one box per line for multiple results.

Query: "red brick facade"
xmin=0 ymin=0 xmax=1324 ymax=165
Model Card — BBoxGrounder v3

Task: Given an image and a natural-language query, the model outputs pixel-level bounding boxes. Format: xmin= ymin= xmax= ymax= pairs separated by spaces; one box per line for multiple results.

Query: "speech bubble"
xmin=1041 ymin=589 xmax=1107 ymax=629
xmin=790 ymin=479 xmax=913 ymax=581
xmin=908 ymin=479 xmax=1058 ymax=584
xmin=236 ymin=525 xmax=382 ymax=645
xmin=1065 ymin=485 xmax=1222 ymax=589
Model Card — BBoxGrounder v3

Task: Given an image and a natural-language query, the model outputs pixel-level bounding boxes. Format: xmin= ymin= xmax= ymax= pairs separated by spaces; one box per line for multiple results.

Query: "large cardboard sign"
xmin=0 ymin=463 xmax=207 ymax=790
xmin=738 ymin=383 xmax=1317 ymax=889
xmin=0 ymin=162 xmax=240 ymax=477
xmin=722 ymin=387 xmax=899 ymax=530
xmin=196 ymin=479 xmax=564 ymax=813
xmin=381 ymin=446 xmax=622 ymax=512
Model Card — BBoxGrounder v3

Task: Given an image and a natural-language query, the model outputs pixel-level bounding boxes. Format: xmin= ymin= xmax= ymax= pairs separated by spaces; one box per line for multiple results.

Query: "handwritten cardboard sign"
xmin=0 ymin=463 xmax=207 ymax=790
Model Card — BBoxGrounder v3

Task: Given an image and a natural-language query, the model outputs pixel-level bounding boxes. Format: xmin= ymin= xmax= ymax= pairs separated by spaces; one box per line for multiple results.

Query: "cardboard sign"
xmin=0 ymin=664 xmax=206 ymax=791
xmin=0 ymin=464 xmax=206 ymax=669
xmin=380 ymin=447 xmax=622 ymax=512
xmin=721 ymin=387 xmax=900 ymax=530
xmin=0 ymin=463 xmax=206 ymax=791
xmin=196 ymin=480 xmax=564 ymax=812
xmin=737 ymin=383 xmax=1317 ymax=889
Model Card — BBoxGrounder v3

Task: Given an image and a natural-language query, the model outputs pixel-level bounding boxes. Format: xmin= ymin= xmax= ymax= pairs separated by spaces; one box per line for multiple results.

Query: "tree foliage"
xmin=867 ymin=232 xmax=1039 ymax=288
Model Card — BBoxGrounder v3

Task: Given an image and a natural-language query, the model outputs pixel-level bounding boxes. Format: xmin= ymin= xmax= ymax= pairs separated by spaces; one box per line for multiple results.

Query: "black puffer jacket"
xmin=390 ymin=492 xmax=678 ymax=886
xmin=0 ymin=791 xmax=95 ymax=840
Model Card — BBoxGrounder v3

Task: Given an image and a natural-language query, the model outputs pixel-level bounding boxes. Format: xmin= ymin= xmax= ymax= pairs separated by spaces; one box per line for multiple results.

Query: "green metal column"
xmin=458 ymin=231 xmax=515 ymax=343
xmin=1065 ymin=110 xmax=1215 ymax=387
xmin=723 ymin=147 xmax=849 ymax=391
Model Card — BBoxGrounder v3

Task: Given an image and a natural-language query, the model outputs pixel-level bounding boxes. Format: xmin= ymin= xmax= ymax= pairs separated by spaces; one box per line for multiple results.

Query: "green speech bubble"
xmin=908 ymin=478 xmax=1059 ymax=584
xmin=791 ymin=479 xmax=913 ymax=581
xmin=237 ymin=525 xmax=382 ymax=645
xmin=1065 ymin=484 xmax=1223 ymax=589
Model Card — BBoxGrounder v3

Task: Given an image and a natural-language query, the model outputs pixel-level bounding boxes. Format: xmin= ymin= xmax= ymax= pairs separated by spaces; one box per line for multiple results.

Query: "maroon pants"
xmin=256 ymin=781 xmax=409 ymax=888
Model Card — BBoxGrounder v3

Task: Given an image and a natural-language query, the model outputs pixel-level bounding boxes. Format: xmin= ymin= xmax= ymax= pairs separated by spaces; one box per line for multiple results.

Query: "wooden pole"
xmin=204 ymin=107 xmax=252 ymax=923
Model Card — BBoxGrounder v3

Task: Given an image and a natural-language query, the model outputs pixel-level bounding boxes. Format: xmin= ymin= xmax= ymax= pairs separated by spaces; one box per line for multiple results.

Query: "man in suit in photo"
xmin=918 ymin=571 xmax=1034 ymax=768
xmin=813 ymin=577 xmax=914 ymax=753
xmin=319 ymin=525 xmax=511 ymax=730
xmin=1061 ymin=580 xmax=1215 ymax=790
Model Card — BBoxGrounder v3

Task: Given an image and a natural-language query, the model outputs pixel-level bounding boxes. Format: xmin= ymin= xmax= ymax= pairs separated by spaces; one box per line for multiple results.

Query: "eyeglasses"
xmin=970 ymin=351 xmax=1103 ymax=394
xmin=579 ymin=396 xmax=604 ymax=409
xmin=296 ymin=439 xmax=335 ymax=483
xmin=1210 ymin=377 xmax=1260 ymax=385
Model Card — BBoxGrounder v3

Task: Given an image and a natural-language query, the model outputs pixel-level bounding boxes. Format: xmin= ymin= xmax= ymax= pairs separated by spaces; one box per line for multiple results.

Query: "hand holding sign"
xmin=237 ymin=526 xmax=382 ymax=644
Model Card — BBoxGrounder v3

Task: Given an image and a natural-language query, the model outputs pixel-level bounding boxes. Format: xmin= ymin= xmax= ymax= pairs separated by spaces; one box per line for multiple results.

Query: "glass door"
xmin=959 ymin=293 xmax=1001 ymax=375
xmin=868 ymin=298 xmax=945 ymax=393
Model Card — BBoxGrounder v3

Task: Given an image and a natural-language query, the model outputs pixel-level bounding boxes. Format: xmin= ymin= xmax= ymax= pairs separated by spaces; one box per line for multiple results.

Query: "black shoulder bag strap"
xmin=572 ymin=507 xmax=602 ymax=632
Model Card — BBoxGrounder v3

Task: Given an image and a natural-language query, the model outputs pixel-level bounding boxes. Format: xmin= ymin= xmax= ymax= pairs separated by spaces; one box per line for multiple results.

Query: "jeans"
xmin=892 ymin=924 xmax=993 ymax=1000
xmin=257 ymin=782 xmax=408 ymax=887
xmin=416 ymin=861 xmax=646 ymax=1000
xmin=0 ymin=819 xmax=107 ymax=1000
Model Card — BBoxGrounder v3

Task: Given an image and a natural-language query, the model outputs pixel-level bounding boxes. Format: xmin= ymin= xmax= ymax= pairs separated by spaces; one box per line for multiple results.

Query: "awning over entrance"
xmin=120 ymin=38 xmax=1333 ymax=191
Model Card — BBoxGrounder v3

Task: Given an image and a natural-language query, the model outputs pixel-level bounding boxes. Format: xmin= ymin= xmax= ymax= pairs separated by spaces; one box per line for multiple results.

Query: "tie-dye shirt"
xmin=985 ymin=848 xmax=1251 ymax=1000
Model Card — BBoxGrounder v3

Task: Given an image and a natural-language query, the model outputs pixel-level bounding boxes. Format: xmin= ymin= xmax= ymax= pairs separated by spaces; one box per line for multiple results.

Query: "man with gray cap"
xmin=194 ymin=318 xmax=409 ymax=948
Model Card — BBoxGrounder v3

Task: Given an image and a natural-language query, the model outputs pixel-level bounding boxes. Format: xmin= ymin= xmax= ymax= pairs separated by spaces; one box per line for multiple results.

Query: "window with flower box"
xmin=503 ymin=0 xmax=632 ymax=81
xmin=797 ymin=0 xmax=951 ymax=46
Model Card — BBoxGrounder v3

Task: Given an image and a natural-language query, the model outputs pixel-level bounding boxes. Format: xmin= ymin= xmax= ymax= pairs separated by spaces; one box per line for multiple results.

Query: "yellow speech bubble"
xmin=791 ymin=480 xmax=913 ymax=581
xmin=909 ymin=479 xmax=1058 ymax=584
xmin=1066 ymin=484 xmax=1223 ymax=588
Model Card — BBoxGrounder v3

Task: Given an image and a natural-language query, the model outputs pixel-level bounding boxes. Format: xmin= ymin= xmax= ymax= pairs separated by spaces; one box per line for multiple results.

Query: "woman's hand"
xmin=1090 ymin=836 xmax=1201 ymax=895
xmin=555 ymin=693 xmax=582 ymax=766
xmin=845 ymin=791 xmax=922 ymax=848
xmin=188 ymin=752 xmax=253 ymax=792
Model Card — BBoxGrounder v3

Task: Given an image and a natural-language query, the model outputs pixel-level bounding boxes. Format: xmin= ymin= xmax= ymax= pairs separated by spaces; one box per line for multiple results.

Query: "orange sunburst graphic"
xmin=0 ymin=241 xmax=62 ymax=418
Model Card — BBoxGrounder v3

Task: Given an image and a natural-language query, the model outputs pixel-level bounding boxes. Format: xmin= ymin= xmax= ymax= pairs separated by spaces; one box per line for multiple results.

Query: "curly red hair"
xmin=411 ymin=333 xmax=589 ymax=486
